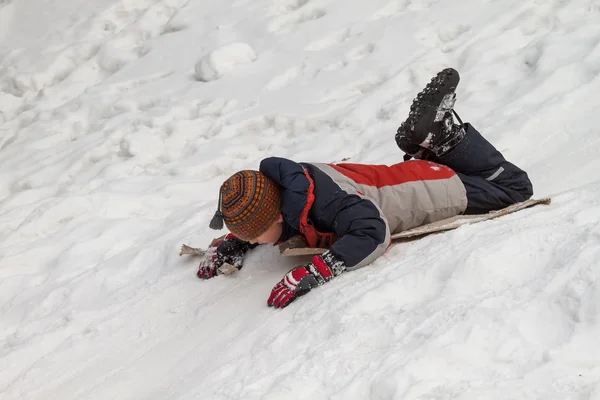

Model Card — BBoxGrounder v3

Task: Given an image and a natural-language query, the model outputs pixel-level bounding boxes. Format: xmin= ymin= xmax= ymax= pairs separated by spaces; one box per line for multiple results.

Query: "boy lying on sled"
xmin=196 ymin=68 xmax=533 ymax=309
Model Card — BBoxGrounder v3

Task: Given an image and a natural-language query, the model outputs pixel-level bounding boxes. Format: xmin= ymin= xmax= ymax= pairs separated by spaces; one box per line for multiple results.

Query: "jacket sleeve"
xmin=325 ymin=194 xmax=390 ymax=270
xmin=306 ymin=163 xmax=389 ymax=270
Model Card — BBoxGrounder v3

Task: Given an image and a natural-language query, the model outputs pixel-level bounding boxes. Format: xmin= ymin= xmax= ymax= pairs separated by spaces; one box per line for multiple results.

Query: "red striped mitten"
xmin=267 ymin=251 xmax=345 ymax=309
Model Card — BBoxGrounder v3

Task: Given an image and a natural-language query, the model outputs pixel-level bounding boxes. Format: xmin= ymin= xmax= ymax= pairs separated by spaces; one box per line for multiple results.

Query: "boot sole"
xmin=408 ymin=68 xmax=460 ymax=144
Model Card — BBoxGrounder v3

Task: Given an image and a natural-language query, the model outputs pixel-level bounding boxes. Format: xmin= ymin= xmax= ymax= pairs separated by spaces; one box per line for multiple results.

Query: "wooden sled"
xmin=279 ymin=197 xmax=552 ymax=256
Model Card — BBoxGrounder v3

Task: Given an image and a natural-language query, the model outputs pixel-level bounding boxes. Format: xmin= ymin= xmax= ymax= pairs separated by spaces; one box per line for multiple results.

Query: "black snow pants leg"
xmin=436 ymin=123 xmax=533 ymax=215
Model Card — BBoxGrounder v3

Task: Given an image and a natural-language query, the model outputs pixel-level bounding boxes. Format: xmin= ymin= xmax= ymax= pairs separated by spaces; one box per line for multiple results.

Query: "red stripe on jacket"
xmin=328 ymin=160 xmax=456 ymax=188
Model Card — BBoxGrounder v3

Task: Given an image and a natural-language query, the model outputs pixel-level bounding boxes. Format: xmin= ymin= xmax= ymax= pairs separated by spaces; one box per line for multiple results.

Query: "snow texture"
xmin=1 ymin=0 xmax=600 ymax=399
xmin=195 ymin=42 xmax=257 ymax=82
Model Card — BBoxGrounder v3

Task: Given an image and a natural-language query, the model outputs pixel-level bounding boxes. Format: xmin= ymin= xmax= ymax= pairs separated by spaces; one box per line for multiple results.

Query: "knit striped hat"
xmin=209 ymin=170 xmax=281 ymax=241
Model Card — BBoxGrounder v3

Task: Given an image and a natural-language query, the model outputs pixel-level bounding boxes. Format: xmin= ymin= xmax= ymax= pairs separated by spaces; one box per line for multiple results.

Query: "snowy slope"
xmin=1 ymin=0 xmax=600 ymax=398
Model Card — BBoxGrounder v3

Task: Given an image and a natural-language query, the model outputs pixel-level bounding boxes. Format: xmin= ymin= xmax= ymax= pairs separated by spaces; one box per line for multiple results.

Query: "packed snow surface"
xmin=195 ymin=42 xmax=257 ymax=82
xmin=2 ymin=0 xmax=600 ymax=398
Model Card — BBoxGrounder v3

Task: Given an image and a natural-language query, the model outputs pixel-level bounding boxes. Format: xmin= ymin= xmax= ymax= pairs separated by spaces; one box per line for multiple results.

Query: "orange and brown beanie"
xmin=209 ymin=170 xmax=281 ymax=241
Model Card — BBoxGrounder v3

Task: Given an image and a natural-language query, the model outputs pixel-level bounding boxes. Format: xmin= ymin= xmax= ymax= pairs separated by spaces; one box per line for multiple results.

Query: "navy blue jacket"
xmin=259 ymin=157 xmax=388 ymax=269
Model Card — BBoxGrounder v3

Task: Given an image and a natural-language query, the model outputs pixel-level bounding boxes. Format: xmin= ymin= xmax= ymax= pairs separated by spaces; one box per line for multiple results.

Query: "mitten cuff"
xmin=307 ymin=250 xmax=346 ymax=285
xmin=319 ymin=250 xmax=346 ymax=276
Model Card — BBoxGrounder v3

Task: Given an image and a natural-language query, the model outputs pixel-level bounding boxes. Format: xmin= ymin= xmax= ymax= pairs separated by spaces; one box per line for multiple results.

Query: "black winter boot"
xmin=396 ymin=68 xmax=466 ymax=158
xmin=395 ymin=132 xmax=436 ymax=161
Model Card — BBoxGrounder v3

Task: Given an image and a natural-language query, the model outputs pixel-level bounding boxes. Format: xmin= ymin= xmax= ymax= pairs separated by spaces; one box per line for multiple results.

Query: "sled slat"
xmin=391 ymin=197 xmax=551 ymax=240
xmin=279 ymin=198 xmax=551 ymax=256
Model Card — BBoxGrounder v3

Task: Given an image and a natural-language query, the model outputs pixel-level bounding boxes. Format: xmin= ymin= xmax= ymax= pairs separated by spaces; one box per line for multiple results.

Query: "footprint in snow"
xmin=305 ymin=28 xmax=352 ymax=51
xmin=318 ymin=74 xmax=388 ymax=104
xmin=406 ymin=0 xmax=437 ymax=11
xmin=345 ymin=43 xmax=376 ymax=62
xmin=319 ymin=43 xmax=377 ymax=71
xmin=370 ymin=0 xmax=409 ymax=20
xmin=267 ymin=6 xmax=327 ymax=33
xmin=265 ymin=66 xmax=301 ymax=91
xmin=270 ymin=0 xmax=310 ymax=15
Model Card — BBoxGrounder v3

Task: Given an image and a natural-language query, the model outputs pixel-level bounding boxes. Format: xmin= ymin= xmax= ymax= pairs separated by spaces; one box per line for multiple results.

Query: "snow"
xmin=1 ymin=0 xmax=600 ymax=398
xmin=195 ymin=43 xmax=257 ymax=82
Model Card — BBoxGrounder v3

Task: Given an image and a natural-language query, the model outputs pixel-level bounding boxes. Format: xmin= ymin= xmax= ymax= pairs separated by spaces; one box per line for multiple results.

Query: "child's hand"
xmin=267 ymin=266 xmax=320 ymax=308
xmin=196 ymin=234 xmax=256 ymax=279
xmin=267 ymin=253 xmax=343 ymax=308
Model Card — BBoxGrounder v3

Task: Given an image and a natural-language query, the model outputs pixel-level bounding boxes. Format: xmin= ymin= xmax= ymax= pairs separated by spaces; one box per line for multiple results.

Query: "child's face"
xmin=249 ymin=214 xmax=284 ymax=245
